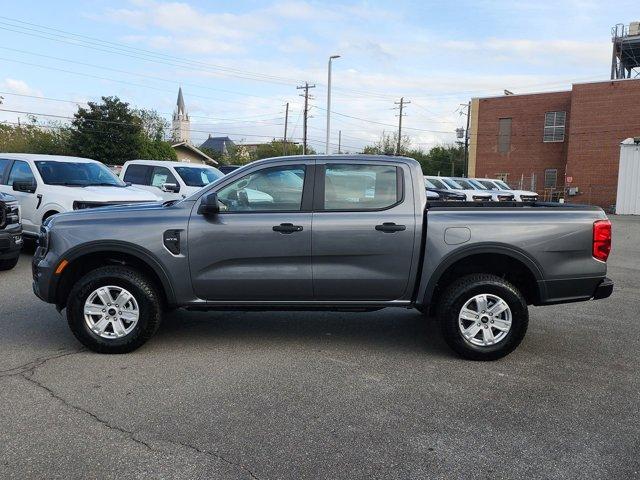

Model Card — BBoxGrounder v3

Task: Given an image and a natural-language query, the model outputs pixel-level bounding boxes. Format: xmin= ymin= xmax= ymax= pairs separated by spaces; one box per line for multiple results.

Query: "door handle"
xmin=375 ymin=222 xmax=406 ymax=233
xmin=273 ymin=223 xmax=304 ymax=234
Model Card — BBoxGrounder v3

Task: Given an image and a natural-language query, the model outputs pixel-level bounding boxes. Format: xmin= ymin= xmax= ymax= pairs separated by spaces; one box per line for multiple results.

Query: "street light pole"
xmin=326 ymin=55 xmax=340 ymax=155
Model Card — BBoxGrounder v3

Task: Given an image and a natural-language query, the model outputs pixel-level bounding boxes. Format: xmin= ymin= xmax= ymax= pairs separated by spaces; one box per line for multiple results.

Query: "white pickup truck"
xmin=0 ymin=154 xmax=161 ymax=237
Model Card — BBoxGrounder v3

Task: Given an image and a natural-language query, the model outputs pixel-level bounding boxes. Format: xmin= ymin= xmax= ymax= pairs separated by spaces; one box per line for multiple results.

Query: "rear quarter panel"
xmin=417 ymin=206 xmax=609 ymax=305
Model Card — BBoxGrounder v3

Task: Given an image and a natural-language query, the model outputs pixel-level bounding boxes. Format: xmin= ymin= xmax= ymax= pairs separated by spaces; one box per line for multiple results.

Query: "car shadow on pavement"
xmin=154 ymin=308 xmax=454 ymax=358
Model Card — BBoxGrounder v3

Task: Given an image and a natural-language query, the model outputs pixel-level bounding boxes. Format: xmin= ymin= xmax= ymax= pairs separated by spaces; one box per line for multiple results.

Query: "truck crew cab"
xmin=32 ymin=155 xmax=613 ymax=360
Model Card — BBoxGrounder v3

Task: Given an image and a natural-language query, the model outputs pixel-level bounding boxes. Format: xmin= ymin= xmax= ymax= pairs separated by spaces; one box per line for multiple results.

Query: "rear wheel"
xmin=438 ymin=274 xmax=528 ymax=361
xmin=67 ymin=266 xmax=163 ymax=353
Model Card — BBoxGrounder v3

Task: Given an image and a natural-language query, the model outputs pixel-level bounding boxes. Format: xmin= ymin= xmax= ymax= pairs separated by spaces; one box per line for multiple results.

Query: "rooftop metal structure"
xmin=611 ymin=22 xmax=640 ymax=79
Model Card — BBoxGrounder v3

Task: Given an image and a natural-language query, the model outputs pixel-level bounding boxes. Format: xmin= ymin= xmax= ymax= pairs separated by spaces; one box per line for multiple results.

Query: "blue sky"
xmin=0 ymin=0 xmax=638 ymax=152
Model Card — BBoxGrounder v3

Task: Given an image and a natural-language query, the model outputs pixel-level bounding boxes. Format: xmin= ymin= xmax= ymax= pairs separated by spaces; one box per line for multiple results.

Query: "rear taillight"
xmin=593 ymin=220 xmax=612 ymax=262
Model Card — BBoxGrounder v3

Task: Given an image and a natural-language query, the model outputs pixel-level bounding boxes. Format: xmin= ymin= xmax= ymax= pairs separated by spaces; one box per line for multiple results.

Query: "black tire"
xmin=0 ymin=254 xmax=19 ymax=271
xmin=67 ymin=266 xmax=163 ymax=354
xmin=438 ymin=274 xmax=528 ymax=361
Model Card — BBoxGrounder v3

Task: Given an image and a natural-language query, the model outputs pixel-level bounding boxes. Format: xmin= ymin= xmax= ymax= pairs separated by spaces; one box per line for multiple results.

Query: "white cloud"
xmin=1 ymin=78 xmax=43 ymax=97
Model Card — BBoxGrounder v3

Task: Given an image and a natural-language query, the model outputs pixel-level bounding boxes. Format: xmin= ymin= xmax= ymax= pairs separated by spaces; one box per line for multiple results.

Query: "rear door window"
xmin=123 ymin=165 xmax=150 ymax=185
xmin=323 ymin=164 xmax=400 ymax=211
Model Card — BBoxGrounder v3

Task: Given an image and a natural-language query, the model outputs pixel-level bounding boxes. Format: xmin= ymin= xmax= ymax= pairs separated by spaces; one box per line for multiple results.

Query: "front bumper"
xmin=0 ymin=226 xmax=22 ymax=259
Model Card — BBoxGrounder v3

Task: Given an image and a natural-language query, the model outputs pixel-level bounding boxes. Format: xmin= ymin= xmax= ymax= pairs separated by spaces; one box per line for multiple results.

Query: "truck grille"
xmin=72 ymin=200 xmax=151 ymax=210
xmin=472 ymin=196 xmax=492 ymax=202
xmin=0 ymin=202 xmax=19 ymax=229
xmin=520 ymin=195 xmax=538 ymax=202
xmin=497 ymin=194 xmax=515 ymax=201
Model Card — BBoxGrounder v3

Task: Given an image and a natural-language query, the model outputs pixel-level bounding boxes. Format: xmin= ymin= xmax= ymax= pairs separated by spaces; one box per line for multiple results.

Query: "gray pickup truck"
xmin=32 ymin=155 xmax=613 ymax=360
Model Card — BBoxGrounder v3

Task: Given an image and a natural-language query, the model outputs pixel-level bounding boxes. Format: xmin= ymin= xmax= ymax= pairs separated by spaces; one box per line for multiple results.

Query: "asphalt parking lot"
xmin=1 ymin=216 xmax=639 ymax=480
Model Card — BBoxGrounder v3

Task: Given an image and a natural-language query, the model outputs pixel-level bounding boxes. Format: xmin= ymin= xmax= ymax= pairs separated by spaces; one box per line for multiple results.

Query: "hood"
xmin=460 ymin=189 xmax=491 ymax=197
xmin=72 ymin=185 xmax=161 ymax=202
xmin=0 ymin=192 xmax=17 ymax=203
xmin=55 ymin=185 xmax=162 ymax=203
xmin=50 ymin=199 xmax=170 ymax=225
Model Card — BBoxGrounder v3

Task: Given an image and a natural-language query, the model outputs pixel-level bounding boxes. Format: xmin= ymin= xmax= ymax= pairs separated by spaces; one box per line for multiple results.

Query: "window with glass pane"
xmin=123 ymin=165 xmax=149 ymax=185
xmin=150 ymin=166 xmax=177 ymax=187
xmin=217 ymin=165 xmax=305 ymax=212
xmin=324 ymin=164 xmax=399 ymax=210
xmin=544 ymin=169 xmax=558 ymax=188
xmin=543 ymin=112 xmax=566 ymax=142
xmin=7 ymin=161 xmax=35 ymax=185
xmin=498 ymin=118 xmax=512 ymax=154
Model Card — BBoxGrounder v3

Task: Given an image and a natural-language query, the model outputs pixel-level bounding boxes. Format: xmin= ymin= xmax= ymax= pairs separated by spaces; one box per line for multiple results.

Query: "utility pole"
xmin=297 ymin=82 xmax=315 ymax=155
xmin=394 ymin=97 xmax=410 ymax=155
xmin=338 ymin=130 xmax=342 ymax=154
xmin=283 ymin=102 xmax=289 ymax=155
xmin=463 ymin=101 xmax=470 ymax=176
xmin=325 ymin=55 xmax=341 ymax=154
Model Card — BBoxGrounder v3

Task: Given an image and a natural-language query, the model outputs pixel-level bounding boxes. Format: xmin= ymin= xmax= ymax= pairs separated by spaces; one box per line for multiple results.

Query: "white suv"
xmin=120 ymin=160 xmax=224 ymax=201
xmin=474 ymin=178 xmax=539 ymax=202
xmin=424 ymin=176 xmax=492 ymax=201
xmin=0 ymin=154 xmax=161 ymax=237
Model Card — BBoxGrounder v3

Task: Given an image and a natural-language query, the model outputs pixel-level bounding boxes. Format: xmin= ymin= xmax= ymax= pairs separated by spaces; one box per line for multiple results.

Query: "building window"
xmin=498 ymin=118 xmax=512 ymax=154
xmin=544 ymin=169 xmax=558 ymax=188
xmin=543 ymin=112 xmax=566 ymax=142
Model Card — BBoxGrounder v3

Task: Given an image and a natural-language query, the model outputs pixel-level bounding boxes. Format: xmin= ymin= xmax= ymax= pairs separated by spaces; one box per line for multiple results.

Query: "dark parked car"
xmin=33 ymin=155 xmax=613 ymax=360
xmin=0 ymin=192 xmax=22 ymax=271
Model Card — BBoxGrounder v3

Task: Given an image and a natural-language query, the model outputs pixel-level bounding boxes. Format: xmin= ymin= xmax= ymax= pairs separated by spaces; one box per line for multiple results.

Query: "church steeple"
xmin=176 ymin=86 xmax=186 ymax=116
xmin=172 ymin=87 xmax=190 ymax=143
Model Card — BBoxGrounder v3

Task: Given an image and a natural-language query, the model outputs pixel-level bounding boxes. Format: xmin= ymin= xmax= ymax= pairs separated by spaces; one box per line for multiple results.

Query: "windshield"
xmin=468 ymin=179 xmax=488 ymax=190
xmin=478 ymin=180 xmax=498 ymax=190
xmin=35 ymin=161 xmax=125 ymax=187
xmin=427 ymin=177 xmax=448 ymax=189
xmin=454 ymin=179 xmax=475 ymax=189
xmin=442 ymin=178 xmax=465 ymax=190
xmin=424 ymin=178 xmax=437 ymax=189
xmin=494 ymin=180 xmax=511 ymax=190
xmin=174 ymin=166 xmax=223 ymax=187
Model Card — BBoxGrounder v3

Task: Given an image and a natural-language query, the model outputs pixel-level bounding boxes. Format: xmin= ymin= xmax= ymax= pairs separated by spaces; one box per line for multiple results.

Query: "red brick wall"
xmin=473 ymin=91 xmax=571 ymax=192
xmin=565 ymin=81 xmax=640 ymax=209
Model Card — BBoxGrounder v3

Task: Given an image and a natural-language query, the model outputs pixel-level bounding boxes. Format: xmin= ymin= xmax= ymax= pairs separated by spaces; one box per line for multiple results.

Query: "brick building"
xmin=468 ymin=78 xmax=640 ymax=209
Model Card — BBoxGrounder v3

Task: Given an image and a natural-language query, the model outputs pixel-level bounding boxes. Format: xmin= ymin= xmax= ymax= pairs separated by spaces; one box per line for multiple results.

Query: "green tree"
xmin=70 ymin=96 xmax=143 ymax=165
xmin=254 ymin=139 xmax=312 ymax=160
xmin=0 ymin=117 xmax=71 ymax=155
xmin=363 ymin=132 xmax=411 ymax=156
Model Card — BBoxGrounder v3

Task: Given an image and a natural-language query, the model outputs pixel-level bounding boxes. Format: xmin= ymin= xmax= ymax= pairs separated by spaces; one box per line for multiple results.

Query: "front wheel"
xmin=0 ymin=254 xmax=20 ymax=271
xmin=67 ymin=266 xmax=163 ymax=354
xmin=438 ymin=274 xmax=528 ymax=361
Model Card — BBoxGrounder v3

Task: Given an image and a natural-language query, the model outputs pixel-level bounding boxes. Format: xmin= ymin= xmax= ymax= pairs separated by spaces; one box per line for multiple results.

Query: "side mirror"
xmin=161 ymin=183 xmax=180 ymax=193
xmin=197 ymin=192 xmax=220 ymax=216
xmin=13 ymin=180 xmax=37 ymax=194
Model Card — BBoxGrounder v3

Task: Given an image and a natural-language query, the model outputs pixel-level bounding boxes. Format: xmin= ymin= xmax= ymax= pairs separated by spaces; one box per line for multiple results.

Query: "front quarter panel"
xmin=40 ymin=201 xmax=196 ymax=305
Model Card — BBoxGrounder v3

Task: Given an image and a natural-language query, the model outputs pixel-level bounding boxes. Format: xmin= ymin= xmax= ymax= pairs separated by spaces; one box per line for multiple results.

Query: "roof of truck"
xmin=124 ymin=159 xmax=221 ymax=169
xmin=0 ymin=153 xmax=97 ymax=163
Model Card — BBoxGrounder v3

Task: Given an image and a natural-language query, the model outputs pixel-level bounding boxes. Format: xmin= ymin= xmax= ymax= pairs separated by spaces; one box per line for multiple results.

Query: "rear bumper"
xmin=593 ymin=277 xmax=614 ymax=300
xmin=537 ymin=276 xmax=613 ymax=305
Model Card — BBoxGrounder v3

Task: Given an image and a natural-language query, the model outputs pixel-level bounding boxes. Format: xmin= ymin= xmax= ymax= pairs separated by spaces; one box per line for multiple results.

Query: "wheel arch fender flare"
xmin=420 ymin=242 xmax=545 ymax=305
xmin=54 ymin=240 xmax=177 ymax=307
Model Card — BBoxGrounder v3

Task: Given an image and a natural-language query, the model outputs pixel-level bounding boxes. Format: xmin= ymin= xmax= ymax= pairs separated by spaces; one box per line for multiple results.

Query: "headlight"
xmin=37 ymin=224 xmax=51 ymax=255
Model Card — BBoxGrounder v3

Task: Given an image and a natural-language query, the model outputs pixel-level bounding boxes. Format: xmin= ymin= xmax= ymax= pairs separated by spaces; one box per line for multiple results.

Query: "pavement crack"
xmin=19 ymin=372 xmax=261 ymax=479
xmin=20 ymin=371 xmax=155 ymax=452
xmin=0 ymin=348 xmax=85 ymax=378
